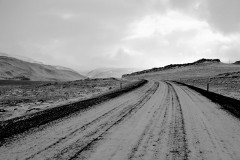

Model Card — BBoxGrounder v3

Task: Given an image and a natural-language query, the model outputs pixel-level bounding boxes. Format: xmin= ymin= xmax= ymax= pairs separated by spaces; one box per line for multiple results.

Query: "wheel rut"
xmin=127 ymin=82 xmax=170 ymax=160
xmin=125 ymin=82 xmax=189 ymax=160
xmin=39 ymin=82 xmax=159 ymax=160
xmin=166 ymin=82 xmax=188 ymax=160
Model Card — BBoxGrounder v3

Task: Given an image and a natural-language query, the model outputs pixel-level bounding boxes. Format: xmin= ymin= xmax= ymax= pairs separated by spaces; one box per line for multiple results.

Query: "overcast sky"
xmin=0 ymin=0 xmax=240 ymax=71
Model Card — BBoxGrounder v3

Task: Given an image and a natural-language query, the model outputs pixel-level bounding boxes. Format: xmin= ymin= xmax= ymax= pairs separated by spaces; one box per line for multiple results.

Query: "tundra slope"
xmin=123 ymin=58 xmax=240 ymax=100
xmin=1 ymin=80 xmax=240 ymax=160
xmin=0 ymin=56 xmax=85 ymax=81
xmin=123 ymin=58 xmax=240 ymax=81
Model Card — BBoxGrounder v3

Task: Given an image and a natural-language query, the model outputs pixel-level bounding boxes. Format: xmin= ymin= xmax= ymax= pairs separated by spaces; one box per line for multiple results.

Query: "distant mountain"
xmin=0 ymin=56 xmax=86 ymax=81
xmin=53 ymin=65 xmax=77 ymax=72
xmin=123 ymin=58 xmax=240 ymax=80
xmin=87 ymin=68 xmax=142 ymax=78
xmin=0 ymin=52 xmax=44 ymax=64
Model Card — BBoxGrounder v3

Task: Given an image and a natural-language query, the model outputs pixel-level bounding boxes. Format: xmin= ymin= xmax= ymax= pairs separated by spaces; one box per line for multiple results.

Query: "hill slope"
xmin=0 ymin=56 xmax=86 ymax=81
xmin=233 ymin=61 xmax=240 ymax=65
xmin=123 ymin=58 xmax=240 ymax=80
xmin=87 ymin=68 xmax=141 ymax=78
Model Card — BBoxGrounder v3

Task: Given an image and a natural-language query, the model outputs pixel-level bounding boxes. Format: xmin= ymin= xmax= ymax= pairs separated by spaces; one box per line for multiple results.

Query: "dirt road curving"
xmin=1 ymin=81 xmax=240 ymax=160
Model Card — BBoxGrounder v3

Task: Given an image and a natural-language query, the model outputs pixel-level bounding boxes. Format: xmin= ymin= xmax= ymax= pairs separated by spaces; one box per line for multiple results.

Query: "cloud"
xmin=90 ymin=47 xmax=155 ymax=69
xmin=122 ymin=10 xmax=240 ymax=65
xmin=206 ymin=0 xmax=240 ymax=34
xmin=126 ymin=11 xmax=208 ymax=39
xmin=0 ymin=0 xmax=240 ymax=71
xmin=168 ymin=0 xmax=199 ymax=10
xmin=19 ymin=39 xmax=71 ymax=64
xmin=166 ymin=0 xmax=240 ymax=34
xmin=46 ymin=12 xmax=76 ymax=20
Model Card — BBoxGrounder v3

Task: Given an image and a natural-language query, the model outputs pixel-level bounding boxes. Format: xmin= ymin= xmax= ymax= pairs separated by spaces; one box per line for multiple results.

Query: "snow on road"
xmin=1 ymin=81 xmax=240 ymax=160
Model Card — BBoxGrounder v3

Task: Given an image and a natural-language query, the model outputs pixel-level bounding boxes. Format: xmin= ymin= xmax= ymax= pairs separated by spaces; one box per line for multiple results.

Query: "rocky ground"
xmin=0 ymin=78 xmax=129 ymax=121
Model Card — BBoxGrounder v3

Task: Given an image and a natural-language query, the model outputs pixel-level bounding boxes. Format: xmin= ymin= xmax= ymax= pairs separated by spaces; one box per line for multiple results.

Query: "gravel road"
xmin=1 ymin=81 xmax=240 ymax=160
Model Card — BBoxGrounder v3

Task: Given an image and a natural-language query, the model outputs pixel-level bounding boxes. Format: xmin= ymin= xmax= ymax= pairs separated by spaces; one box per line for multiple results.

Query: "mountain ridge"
xmin=0 ymin=56 xmax=86 ymax=81
xmin=87 ymin=67 xmax=142 ymax=78
xmin=233 ymin=61 xmax=240 ymax=65
xmin=123 ymin=58 xmax=221 ymax=77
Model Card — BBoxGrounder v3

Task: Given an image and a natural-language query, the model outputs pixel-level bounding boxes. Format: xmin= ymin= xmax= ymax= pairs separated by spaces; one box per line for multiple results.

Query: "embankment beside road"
xmin=174 ymin=81 xmax=240 ymax=119
xmin=0 ymin=79 xmax=147 ymax=141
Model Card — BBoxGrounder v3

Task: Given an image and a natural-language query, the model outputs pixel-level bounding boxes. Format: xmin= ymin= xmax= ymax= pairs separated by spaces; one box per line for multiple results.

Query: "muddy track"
xmin=1 ymin=80 xmax=240 ymax=160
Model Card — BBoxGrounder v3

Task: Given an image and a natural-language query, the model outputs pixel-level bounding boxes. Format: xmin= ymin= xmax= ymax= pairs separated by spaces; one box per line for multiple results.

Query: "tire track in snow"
xmin=26 ymin=100 xmax=130 ymax=160
xmin=52 ymin=82 xmax=159 ymax=160
xmin=166 ymin=82 xmax=188 ymax=160
xmin=176 ymin=84 xmax=236 ymax=159
xmin=126 ymin=82 xmax=188 ymax=160
xmin=127 ymin=82 xmax=170 ymax=160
